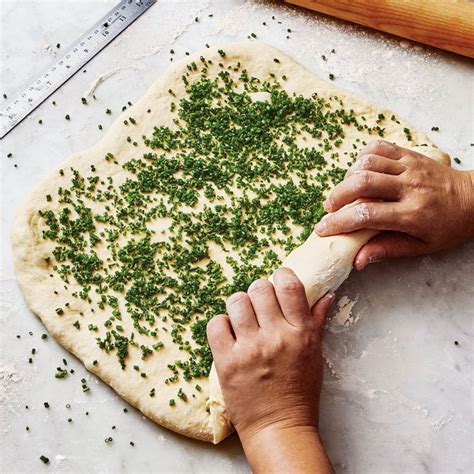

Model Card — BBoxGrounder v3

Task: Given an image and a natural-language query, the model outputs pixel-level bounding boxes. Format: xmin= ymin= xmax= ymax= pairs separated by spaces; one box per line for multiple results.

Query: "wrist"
xmin=457 ymin=170 xmax=474 ymax=239
xmin=235 ymin=405 xmax=319 ymax=450
xmin=238 ymin=419 xmax=319 ymax=448
xmin=239 ymin=423 xmax=334 ymax=474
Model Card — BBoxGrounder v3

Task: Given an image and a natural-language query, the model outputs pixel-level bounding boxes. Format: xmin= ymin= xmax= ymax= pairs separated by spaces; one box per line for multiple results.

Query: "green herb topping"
xmin=37 ymin=51 xmax=398 ymax=396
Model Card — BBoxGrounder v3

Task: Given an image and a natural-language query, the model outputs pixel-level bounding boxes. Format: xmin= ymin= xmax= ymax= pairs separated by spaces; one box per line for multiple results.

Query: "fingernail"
xmin=315 ymin=220 xmax=327 ymax=235
xmin=354 ymin=257 xmax=365 ymax=271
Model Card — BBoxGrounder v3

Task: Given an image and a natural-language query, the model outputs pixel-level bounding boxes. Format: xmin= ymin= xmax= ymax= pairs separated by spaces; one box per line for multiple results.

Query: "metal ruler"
xmin=0 ymin=0 xmax=156 ymax=139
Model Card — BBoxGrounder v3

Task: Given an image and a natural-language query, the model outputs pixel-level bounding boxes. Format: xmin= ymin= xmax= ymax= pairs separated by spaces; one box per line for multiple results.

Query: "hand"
xmin=315 ymin=139 xmax=474 ymax=269
xmin=207 ymin=268 xmax=334 ymax=474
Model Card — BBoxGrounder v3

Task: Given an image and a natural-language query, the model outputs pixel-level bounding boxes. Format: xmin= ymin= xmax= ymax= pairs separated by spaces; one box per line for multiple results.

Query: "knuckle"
xmin=398 ymin=207 xmax=415 ymax=229
xmin=226 ymin=291 xmax=248 ymax=308
xmin=399 ymin=154 xmax=413 ymax=166
xmin=271 ymin=335 xmax=287 ymax=353
xmin=274 ymin=267 xmax=302 ymax=292
xmin=221 ymin=357 xmax=238 ymax=377
xmin=248 ymin=278 xmax=273 ymax=296
xmin=250 ymin=347 xmax=263 ymax=361
xmin=259 ymin=347 xmax=275 ymax=365
xmin=349 ymin=155 xmax=372 ymax=175
xmin=403 ymin=172 xmax=423 ymax=190
xmin=355 ymin=202 xmax=371 ymax=224
xmin=359 ymin=154 xmax=375 ymax=170
xmin=280 ymin=280 xmax=303 ymax=293
xmin=372 ymin=139 xmax=388 ymax=152
xmin=322 ymin=214 xmax=336 ymax=232
xmin=276 ymin=273 xmax=303 ymax=293
xmin=353 ymin=170 xmax=371 ymax=191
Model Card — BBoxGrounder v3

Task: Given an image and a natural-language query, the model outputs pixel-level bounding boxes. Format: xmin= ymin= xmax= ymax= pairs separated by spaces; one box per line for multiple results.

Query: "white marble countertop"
xmin=1 ymin=1 xmax=473 ymax=473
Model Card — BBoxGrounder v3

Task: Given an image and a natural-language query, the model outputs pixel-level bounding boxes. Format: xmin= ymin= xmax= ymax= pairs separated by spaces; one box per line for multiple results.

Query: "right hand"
xmin=315 ymin=140 xmax=474 ymax=269
xmin=207 ymin=268 xmax=334 ymax=473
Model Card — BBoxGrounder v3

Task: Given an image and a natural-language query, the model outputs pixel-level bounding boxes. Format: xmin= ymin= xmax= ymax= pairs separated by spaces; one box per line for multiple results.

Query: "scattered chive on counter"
xmin=55 ymin=367 xmax=68 ymax=379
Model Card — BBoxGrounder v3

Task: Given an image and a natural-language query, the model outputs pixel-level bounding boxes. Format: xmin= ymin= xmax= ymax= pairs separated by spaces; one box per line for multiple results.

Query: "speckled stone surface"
xmin=1 ymin=1 xmax=472 ymax=473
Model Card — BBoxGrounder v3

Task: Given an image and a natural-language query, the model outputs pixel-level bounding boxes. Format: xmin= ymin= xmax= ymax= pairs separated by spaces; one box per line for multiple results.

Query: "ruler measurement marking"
xmin=0 ymin=0 xmax=156 ymax=139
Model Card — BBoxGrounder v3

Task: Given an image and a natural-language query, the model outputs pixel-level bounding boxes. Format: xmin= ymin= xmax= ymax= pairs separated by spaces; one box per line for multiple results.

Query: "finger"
xmin=272 ymin=267 xmax=310 ymax=327
xmin=247 ymin=279 xmax=283 ymax=327
xmin=324 ymin=171 xmax=401 ymax=212
xmin=207 ymin=314 xmax=235 ymax=354
xmin=354 ymin=232 xmax=427 ymax=270
xmin=359 ymin=139 xmax=403 ymax=160
xmin=226 ymin=291 xmax=259 ymax=336
xmin=311 ymin=293 xmax=335 ymax=338
xmin=346 ymin=154 xmax=407 ymax=178
xmin=315 ymin=201 xmax=404 ymax=236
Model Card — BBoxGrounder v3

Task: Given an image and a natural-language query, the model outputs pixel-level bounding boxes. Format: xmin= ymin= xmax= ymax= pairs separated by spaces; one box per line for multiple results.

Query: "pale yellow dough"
xmin=12 ymin=42 xmax=450 ymax=444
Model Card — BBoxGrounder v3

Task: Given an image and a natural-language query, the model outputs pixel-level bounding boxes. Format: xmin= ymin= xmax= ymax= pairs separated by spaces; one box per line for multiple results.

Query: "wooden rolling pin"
xmin=284 ymin=0 xmax=474 ymax=58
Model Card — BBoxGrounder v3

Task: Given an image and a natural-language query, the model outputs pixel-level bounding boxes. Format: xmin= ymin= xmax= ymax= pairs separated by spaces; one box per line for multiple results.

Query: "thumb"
xmin=311 ymin=292 xmax=335 ymax=338
xmin=354 ymin=231 xmax=427 ymax=270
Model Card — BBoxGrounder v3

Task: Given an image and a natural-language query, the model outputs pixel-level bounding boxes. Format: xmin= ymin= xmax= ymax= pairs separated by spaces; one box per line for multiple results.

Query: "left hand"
xmin=315 ymin=139 xmax=474 ymax=269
